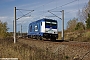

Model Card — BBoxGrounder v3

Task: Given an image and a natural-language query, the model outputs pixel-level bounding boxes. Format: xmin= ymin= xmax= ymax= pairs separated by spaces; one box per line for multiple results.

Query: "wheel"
xmin=28 ymin=35 xmax=30 ymax=38
xmin=36 ymin=36 xmax=39 ymax=40
xmin=40 ymin=36 xmax=42 ymax=40
xmin=37 ymin=36 xmax=42 ymax=40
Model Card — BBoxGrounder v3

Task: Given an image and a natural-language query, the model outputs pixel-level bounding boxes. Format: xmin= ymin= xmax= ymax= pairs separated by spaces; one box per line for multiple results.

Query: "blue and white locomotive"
xmin=27 ymin=18 xmax=58 ymax=41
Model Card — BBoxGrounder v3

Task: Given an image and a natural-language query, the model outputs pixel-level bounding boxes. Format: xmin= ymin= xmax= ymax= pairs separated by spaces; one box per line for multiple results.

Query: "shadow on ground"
xmin=43 ymin=39 xmax=69 ymax=42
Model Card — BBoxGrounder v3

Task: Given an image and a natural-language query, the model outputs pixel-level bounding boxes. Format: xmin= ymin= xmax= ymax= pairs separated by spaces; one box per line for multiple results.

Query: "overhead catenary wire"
xmin=48 ymin=0 xmax=79 ymax=11
xmin=15 ymin=0 xmax=81 ymax=21
xmin=16 ymin=2 xmax=50 ymax=21
xmin=18 ymin=9 xmax=32 ymax=17
xmin=16 ymin=0 xmax=81 ymax=24
xmin=18 ymin=9 xmax=25 ymax=16
xmin=48 ymin=11 xmax=61 ymax=19
xmin=16 ymin=9 xmax=34 ymax=11
xmin=18 ymin=0 xmax=79 ymax=20
xmin=34 ymin=0 xmax=80 ymax=19
xmin=16 ymin=0 xmax=82 ymax=33
xmin=47 ymin=0 xmax=81 ymax=20
xmin=23 ymin=0 xmax=59 ymax=20
xmin=16 ymin=10 xmax=34 ymax=20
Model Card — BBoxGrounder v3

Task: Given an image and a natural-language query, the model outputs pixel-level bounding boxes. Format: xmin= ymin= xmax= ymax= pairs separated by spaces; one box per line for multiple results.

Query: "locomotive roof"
xmin=29 ymin=18 xmax=57 ymax=25
xmin=38 ymin=18 xmax=57 ymax=21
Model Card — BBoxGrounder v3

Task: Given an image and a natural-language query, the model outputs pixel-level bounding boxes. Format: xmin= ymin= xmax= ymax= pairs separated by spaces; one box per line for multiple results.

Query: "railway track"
xmin=18 ymin=38 xmax=90 ymax=49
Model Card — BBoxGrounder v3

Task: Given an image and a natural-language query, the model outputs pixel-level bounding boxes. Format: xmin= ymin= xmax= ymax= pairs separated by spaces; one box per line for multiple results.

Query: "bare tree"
xmin=67 ymin=18 xmax=78 ymax=32
xmin=80 ymin=0 xmax=90 ymax=23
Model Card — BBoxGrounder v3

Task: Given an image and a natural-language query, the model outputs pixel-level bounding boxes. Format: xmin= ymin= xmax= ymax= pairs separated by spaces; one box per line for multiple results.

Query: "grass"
xmin=1 ymin=29 xmax=90 ymax=60
xmin=58 ymin=30 xmax=90 ymax=42
xmin=0 ymin=38 xmax=69 ymax=60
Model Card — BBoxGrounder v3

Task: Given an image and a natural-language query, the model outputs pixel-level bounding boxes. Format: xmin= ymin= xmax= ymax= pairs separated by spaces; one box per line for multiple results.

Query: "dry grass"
xmin=0 ymin=38 xmax=69 ymax=60
xmin=1 ymin=30 xmax=90 ymax=60
xmin=58 ymin=30 xmax=90 ymax=42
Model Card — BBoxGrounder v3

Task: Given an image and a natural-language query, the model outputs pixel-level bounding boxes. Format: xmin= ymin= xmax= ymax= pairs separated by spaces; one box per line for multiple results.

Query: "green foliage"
xmin=86 ymin=14 xmax=90 ymax=29
xmin=0 ymin=20 xmax=9 ymax=38
xmin=75 ymin=22 xmax=85 ymax=30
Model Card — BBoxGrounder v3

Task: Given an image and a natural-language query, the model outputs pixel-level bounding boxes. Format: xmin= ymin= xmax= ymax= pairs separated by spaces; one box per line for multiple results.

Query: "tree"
xmin=75 ymin=22 xmax=85 ymax=30
xmin=77 ymin=10 xmax=85 ymax=24
xmin=81 ymin=0 xmax=90 ymax=23
xmin=67 ymin=18 xmax=78 ymax=31
xmin=77 ymin=0 xmax=90 ymax=24
xmin=0 ymin=20 xmax=8 ymax=38
xmin=86 ymin=13 xmax=90 ymax=29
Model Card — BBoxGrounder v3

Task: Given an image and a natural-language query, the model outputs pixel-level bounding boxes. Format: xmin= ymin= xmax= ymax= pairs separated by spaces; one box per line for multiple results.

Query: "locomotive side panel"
xmin=28 ymin=19 xmax=44 ymax=38
xmin=41 ymin=21 xmax=45 ymax=33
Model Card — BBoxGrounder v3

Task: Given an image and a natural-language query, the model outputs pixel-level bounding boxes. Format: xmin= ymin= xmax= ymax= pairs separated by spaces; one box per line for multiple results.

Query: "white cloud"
xmin=0 ymin=16 xmax=13 ymax=21
xmin=0 ymin=16 xmax=7 ymax=20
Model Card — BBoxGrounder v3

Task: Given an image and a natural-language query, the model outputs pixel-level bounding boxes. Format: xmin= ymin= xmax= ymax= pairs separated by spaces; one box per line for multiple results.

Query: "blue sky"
xmin=0 ymin=0 xmax=89 ymax=32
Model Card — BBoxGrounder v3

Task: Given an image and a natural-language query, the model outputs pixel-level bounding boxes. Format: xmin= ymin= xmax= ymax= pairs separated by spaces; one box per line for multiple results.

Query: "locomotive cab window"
xmin=35 ymin=25 xmax=38 ymax=31
xmin=45 ymin=20 xmax=57 ymax=29
xmin=52 ymin=22 xmax=57 ymax=24
xmin=30 ymin=25 xmax=32 ymax=32
xmin=45 ymin=21 xmax=51 ymax=25
xmin=45 ymin=21 xmax=57 ymax=25
xmin=41 ymin=22 xmax=42 ymax=26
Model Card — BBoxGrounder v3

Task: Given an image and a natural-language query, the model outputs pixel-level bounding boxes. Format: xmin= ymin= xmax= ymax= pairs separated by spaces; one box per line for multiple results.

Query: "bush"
xmin=75 ymin=22 xmax=85 ymax=30
xmin=0 ymin=20 xmax=9 ymax=38
xmin=86 ymin=14 xmax=90 ymax=29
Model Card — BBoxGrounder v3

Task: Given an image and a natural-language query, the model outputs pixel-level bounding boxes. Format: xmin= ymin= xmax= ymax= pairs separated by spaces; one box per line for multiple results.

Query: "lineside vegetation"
xmin=0 ymin=20 xmax=9 ymax=38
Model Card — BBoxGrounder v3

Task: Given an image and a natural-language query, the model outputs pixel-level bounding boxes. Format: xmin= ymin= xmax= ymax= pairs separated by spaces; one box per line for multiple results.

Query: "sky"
xmin=0 ymin=0 xmax=89 ymax=33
